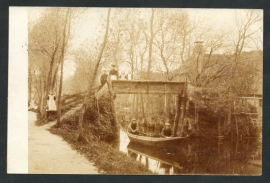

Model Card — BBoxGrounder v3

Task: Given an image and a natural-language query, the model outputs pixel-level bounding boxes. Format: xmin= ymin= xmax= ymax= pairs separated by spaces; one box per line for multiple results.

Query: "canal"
xmin=119 ymin=130 xmax=262 ymax=175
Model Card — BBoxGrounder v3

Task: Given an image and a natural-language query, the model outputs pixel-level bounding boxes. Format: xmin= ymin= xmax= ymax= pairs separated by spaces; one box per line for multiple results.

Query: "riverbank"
xmin=49 ymin=125 xmax=154 ymax=174
xmin=45 ymin=102 xmax=153 ymax=174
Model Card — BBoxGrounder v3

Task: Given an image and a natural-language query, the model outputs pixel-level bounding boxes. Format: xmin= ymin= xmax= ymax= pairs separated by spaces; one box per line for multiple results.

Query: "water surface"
xmin=119 ymin=130 xmax=262 ymax=175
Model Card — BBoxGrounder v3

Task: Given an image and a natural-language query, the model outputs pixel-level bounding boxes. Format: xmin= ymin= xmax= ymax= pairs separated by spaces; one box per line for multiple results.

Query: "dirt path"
xmin=28 ymin=111 xmax=99 ymax=174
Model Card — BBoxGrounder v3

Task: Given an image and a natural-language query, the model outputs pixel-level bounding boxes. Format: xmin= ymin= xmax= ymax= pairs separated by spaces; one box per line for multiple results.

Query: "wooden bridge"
xmin=95 ymin=79 xmax=188 ymax=137
xmin=96 ymin=80 xmax=186 ymax=99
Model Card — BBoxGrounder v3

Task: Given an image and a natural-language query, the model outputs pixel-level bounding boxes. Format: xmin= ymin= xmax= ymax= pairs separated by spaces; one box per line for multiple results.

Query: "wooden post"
xmin=228 ymin=109 xmax=231 ymax=126
xmin=77 ymin=104 xmax=88 ymax=142
xmin=146 ymin=157 xmax=149 ymax=168
xmin=179 ymin=94 xmax=187 ymax=136
xmin=231 ymin=99 xmax=235 ymax=139
xmin=234 ymin=115 xmax=239 ymax=137
xmin=172 ymin=94 xmax=181 ymax=136
xmin=141 ymin=94 xmax=145 ymax=119
xmin=107 ymin=77 xmax=120 ymax=147
xmin=135 ymin=94 xmax=138 ymax=116
xmin=218 ymin=116 xmax=221 ymax=137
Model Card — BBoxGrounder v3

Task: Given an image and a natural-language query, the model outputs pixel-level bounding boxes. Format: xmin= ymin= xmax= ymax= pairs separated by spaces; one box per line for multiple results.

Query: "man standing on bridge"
xmin=109 ymin=62 xmax=119 ymax=80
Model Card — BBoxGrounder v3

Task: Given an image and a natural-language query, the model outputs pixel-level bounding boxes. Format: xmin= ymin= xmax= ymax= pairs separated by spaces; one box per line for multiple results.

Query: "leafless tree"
xmin=56 ymin=8 xmax=72 ymax=126
xmin=77 ymin=8 xmax=111 ymax=142
xmin=29 ymin=8 xmax=72 ymax=119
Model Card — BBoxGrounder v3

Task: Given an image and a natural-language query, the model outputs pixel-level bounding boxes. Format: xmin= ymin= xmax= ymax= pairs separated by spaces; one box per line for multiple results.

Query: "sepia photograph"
xmin=9 ymin=7 xmax=263 ymax=175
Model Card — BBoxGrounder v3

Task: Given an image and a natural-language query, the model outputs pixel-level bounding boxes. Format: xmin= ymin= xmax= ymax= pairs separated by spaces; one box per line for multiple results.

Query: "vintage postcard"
xmin=8 ymin=7 xmax=262 ymax=175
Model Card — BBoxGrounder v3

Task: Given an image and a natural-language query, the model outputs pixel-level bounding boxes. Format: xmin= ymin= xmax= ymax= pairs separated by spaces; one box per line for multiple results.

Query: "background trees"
xmin=29 ymin=8 xmax=70 ymax=118
xmin=29 ymin=8 xmax=262 ymax=135
xmin=28 ymin=7 xmax=83 ymax=119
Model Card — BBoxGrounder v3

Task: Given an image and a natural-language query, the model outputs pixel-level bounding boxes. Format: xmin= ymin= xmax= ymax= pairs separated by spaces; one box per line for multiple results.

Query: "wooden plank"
xmin=112 ymin=80 xmax=185 ymax=94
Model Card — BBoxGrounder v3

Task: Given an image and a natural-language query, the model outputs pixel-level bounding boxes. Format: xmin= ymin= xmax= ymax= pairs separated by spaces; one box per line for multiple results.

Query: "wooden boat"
xmin=127 ymin=131 xmax=188 ymax=148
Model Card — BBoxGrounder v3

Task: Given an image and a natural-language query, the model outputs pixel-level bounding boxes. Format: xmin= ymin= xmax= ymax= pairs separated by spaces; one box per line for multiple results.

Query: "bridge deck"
xmin=112 ymin=80 xmax=185 ymax=94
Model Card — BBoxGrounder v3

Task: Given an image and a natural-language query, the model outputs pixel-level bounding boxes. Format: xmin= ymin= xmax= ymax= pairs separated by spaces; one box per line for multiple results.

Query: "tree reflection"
xmin=126 ymin=137 xmax=261 ymax=175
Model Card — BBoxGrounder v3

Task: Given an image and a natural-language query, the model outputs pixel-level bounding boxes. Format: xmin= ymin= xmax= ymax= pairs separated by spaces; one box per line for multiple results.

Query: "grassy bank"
xmin=47 ymin=98 xmax=154 ymax=174
xmin=49 ymin=126 xmax=154 ymax=174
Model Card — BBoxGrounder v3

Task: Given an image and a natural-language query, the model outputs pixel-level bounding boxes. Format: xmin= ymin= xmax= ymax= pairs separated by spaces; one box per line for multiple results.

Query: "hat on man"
xmin=132 ymin=118 xmax=136 ymax=121
xmin=111 ymin=62 xmax=116 ymax=67
xmin=165 ymin=122 xmax=170 ymax=126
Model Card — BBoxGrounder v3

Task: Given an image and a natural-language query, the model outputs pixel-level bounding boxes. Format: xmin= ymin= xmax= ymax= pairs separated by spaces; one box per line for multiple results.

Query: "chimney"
xmin=194 ymin=41 xmax=204 ymax=54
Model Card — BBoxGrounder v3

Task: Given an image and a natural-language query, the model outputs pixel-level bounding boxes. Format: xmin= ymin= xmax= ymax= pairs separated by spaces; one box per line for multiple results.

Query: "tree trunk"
xmin=180 ymin=95 xmax=187 ymax=136
xmin=218 ymin=116 xmax=221 ymax=137
xmin=141 ymin=94 xmax=145 ymax=119
xmin=234 ymin=115 xmax=239 ymax=137
xmin=51 ymin=60 xmax=61 ymax=92
xmin=40 ymin=79 xmax=47 ymax=119
xmin=87 ymin=9 xmax=111 ymax=100
xmin=172 ymin=94 xmax=181 ymax=136
xmin=107 ymin=78 xmax=119 ymax=148
xmin=77 ymin=8 xmax=111 ymax=140
xmin=56 ymin=57 xmax=64 ymax=126
xmin=147 ymin=9 xmax=154 ymax=79
xmin=56 ymin=9 xmax=71 ymax=126
xmin=135 ymin=94 xmax=138 ymax=117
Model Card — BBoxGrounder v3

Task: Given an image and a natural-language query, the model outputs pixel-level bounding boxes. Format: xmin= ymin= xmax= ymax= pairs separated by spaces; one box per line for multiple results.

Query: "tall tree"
xmin=29 ymin=8 xmax=71 ymax=119
xmin=230 ymin=9 xmax=262 ymax=95
xmin=147 ymin=8 xmax=155 ymax=79
xmin=77 ymin=8 xmax=111 ymax=141
xmin=56 ymin=8 xmax=72 ymax=126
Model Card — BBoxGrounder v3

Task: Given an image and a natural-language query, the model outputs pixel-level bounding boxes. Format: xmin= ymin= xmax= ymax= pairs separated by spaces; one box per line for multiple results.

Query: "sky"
xmin=29 ymin=8 xmax=263 ymax=79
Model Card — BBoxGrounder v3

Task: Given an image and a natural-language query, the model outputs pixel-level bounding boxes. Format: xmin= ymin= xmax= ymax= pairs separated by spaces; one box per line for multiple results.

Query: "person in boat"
xmin=161 ymin=122 xmax=172 ymax=137
xmin=157 ymin=119 xmax=165 ymax=134
xmin=99 ymin=68 xmax=108 ymax=89
xmin=128 ymin=118 xmax=139 ymax=135
xmin=137 ymin=116 xmax=143 ymax=133
xmin=109 ymin=62 xmax=119 ymax=80
xmin=182 ymin=118 xmax=192 ymax=136
xmin=142 ymin=118 xmax=147 ymax=133
xmin=148 ymin=118 xmax=155 ymax=135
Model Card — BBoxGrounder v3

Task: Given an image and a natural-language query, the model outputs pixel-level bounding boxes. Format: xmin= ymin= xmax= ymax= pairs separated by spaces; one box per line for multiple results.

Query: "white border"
xmin=7 ymin=7 xmax=28 ymax=173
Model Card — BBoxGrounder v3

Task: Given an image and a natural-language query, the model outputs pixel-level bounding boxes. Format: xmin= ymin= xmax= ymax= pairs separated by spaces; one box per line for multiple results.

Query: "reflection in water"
xmin=120 ymin=130 xmax=262 ymax=175
xmin=119 ymin=130 xmax=130 ymax=153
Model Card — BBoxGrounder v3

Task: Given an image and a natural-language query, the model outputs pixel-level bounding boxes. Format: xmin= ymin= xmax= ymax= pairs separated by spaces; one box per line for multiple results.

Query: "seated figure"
xmin=161 ymin=122 xmax=172 ymax=137
xmin=128 ymin=118 xmax=139 ymax=135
